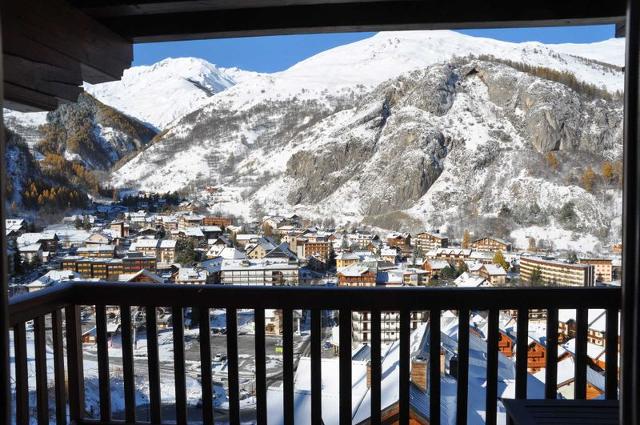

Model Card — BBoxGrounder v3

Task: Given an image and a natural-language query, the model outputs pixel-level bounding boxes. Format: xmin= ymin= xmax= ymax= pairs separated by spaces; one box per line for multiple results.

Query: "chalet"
xmin=76 ymin=244 xmax=116 ymax=258
xmin=19 ymin=243 xmax=43 ymax=264
xmin=401 ymin=268 xmax=429 ymax=286
xmin=130 ymin=238 xmax=160 ymax=258
xmin=479 ymin=264 xmax=507 ymax=285
xmin=470 ymin=237 xmax=512 ymax=252
xmin=178 ymin=214 xmax=204 ymax=230
xmin=246 ymin=238 xmax=278 ymax=259
xmin=161 ymin=216 xmax=178 ymax=231
xmin=234 ymin=233 xmax=260 ymax=248
xmin=346 ymin=232 xmax=378 ymax=249
xmin=17 ymin=232 xmax=59 ymax=253
xmin=380 ymin=247 xmax=398 ymax=264
xmin=171 ymin=227 xmax=205 ymax=241
xmin=25 ymin=270 xmax=79 ymax=293
xmin=426 ymin=248 xmax=473 ymax=265
xmin=109 ymin=221 xmax=129 ymax=238
xmin=118 ymin=269 xmax=165 ymax=284
xmin=262 ymin=215 xmax=286 ymax=230
xmin=454 ymin=272 xmax=489 ymax=288
xmin=206 ymin=238 xmax=233 ymax=258
xmin=201 ymin=225 xmax=223 ymax=239
xmin=336 ymin=252 xmax=359 ymax=269
xmin=465 ymin=261 xmax=484 ymax=274
xmin=414 ymin=231 xmax=448 ymax=251
xmin=175 ymin=267 xmax=209 ymax=285
xmin=85 ymin=233 xmax=113 ymax=246
xmin=137 ymin=226 xmax=158 ymax=238
xmin=301 ymin=240 xmax=332 ymax=262
xmin=386 ymin=232 xmax=411 ymax=251
xmin=422 ymin=259 xmax=450 ymax=279
xmin=525 ymin=336 xmax=547 ymax=373
xmin=578 ymin=258 xmax=613 ymax=282
xmin=337 ymin=264 xmax=376 ymax=287
xmin=265 ymin=243 xmax=298 ymax=261
xmin=535 ymin=357 xmax=606 ymax=400
xmin=305 ymin=254 xmax=329 ymax=272
xmin=158 ymin=239 xmax=177 ymax=263
xmin=498 ymin=329 xmax=515 ymax=357
xmin=203 ymin=216 xmax=233 ymax=229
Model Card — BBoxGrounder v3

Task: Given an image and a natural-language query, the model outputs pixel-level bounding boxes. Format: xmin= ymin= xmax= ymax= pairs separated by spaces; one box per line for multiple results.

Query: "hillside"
xmin=5 ymin=93 xmax=157 ymax=211
xmin=7 ymin=30 xmax=626 ymax=252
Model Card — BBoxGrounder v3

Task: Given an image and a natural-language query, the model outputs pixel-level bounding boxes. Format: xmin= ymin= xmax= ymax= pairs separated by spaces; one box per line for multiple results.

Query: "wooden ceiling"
xmin=1 ymin=0 xmax=627 ymax=111
xmin=75 ymin=0 xmax=627 ymax=42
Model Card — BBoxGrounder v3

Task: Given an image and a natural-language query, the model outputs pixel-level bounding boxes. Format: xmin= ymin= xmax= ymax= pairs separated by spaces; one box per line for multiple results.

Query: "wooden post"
xmin=0 ymin=9 xmax=10 ymax=423
xmin=621 ymin=0 xmax=640 ymax=423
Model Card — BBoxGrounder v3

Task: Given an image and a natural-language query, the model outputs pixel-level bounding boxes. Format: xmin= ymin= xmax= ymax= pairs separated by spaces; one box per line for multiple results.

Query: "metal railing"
xmin=7 ymin=282 xmax=621 ymax=425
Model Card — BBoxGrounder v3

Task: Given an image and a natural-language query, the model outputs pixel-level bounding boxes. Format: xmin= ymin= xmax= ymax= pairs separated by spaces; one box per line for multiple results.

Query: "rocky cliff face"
xmin=110 ymin=56 xmax=622 ymax=252
xmin=41 ymin=93 xmax=157 ymax=170
xmin=7 ymin=31 xmax=626 ymax=252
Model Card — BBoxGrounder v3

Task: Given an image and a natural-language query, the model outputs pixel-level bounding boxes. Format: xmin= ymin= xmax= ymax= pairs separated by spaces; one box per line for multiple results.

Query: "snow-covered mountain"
xmin=84 ymin=57 xmax=261 ymax=130
xmin=7 ymin=30 xmax=626 ymax=252
xmin=108 ymin=30 xmax=625 ymax=252
xmin=548 ymin=38 xmax=626 ymax=67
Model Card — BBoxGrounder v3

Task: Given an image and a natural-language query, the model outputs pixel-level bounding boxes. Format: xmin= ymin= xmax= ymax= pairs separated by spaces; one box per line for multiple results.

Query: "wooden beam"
xmin=0 ymin=11 xmax=10 ymax=425
xmin=86 ymin=0 xmax=626 ymax=42
xmin=1 ymin=0 xmax=133 ymax=111
xmin=621 ymin=0 xmax=640 ymax=423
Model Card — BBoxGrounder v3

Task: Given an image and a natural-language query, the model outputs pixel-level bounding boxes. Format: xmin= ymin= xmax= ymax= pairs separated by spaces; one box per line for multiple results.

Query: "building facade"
xmin=520 ymin=256 xmax=595 ymax=287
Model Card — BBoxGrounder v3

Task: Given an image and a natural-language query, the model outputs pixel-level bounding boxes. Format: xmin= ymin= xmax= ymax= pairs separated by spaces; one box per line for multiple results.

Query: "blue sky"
xmin=133 ymin=25 xmax=617 ymax=73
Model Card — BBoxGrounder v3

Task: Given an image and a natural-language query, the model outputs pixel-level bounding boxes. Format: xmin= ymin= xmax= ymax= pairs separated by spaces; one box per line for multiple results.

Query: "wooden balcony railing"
xmin=7 ymin=282 xmax=621 ymax=425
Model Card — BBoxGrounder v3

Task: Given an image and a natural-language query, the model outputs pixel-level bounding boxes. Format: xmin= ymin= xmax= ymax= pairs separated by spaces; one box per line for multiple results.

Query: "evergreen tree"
xmin=529 ymin=266 xmax=543 ymax=286
xmin=175 ymin=239 xmax=197 ymax=265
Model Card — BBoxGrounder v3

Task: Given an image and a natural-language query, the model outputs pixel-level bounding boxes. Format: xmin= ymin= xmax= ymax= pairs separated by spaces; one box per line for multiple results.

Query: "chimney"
xmin=366 ymin=361 xmax=372 ymax=388
xmin=411 ymin=356 xmax=428 ymax=392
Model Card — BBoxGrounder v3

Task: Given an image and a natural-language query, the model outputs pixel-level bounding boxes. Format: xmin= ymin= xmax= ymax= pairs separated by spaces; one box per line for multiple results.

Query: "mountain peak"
xmin=84 ymin=56 xmax=238 ymax=130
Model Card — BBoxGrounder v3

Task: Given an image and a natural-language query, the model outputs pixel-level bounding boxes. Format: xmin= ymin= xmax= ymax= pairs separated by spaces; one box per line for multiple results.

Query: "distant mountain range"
xmin=5 ymin=31 xmax=626 ymax=253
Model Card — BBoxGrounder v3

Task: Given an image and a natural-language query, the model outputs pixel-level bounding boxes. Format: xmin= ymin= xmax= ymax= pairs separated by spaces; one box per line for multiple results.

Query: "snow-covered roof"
xmin=335 ymin=252 xmax=359 ymax=260
xmin=118 ymin=269 xmax=165 ymax=283
xmin=425 ymin=259 xmax=450 ymax=269
xmin=201 ymin=225 xmax=222 ymax=232
xmin=454 ymin=272 xmax=488 ymax=288
xmin=221 ymin=258 xmax=298 ymax=271
xmin=27 ymin=270 xmax=79 ymax=288
xmin=20 ymin=242 xmax=42 ymax=252
xmin=77 ymin=245 xmax=116 ymax=253
xmin=217 ymin=247 xmax=247 ymax=260
xmin=17 ymin=232 xmax=57 ymax=247
xmin=481 ymin=264 xmax=507 ymax=276
xmin=159 ymin=239 xmax=177 ymax=249
xmin=337 ymin=263 xmax=372 ymax=277
xmin=176 ymin=267 xmax=208 ymax=281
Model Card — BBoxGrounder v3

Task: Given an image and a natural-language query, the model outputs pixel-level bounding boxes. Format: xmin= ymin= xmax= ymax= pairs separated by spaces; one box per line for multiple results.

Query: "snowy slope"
xmin=548 ymin=38 xmax=626 ymax=67
xmin=177 ymin=30 xmax=624 ymax=119
xmin=280 ymin=30 xmax=623 ymax=91
xmin=84 ymin=57 xmax=259 ymax=129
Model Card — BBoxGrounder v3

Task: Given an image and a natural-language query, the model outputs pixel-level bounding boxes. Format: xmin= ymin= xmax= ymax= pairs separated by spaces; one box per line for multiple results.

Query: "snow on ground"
xmin=85 ymin=57 xmax=252 ymax=130
xmin=510 ymin=225 xmax=602 ymax=253
xmin=548 ymin=37 xmax=626 ymax=68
